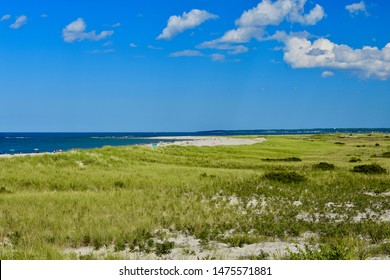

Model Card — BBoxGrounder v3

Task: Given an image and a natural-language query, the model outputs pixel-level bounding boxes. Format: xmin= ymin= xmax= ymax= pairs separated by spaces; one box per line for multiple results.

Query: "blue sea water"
xmin=0 ymin=128 xmax=389 ymax=155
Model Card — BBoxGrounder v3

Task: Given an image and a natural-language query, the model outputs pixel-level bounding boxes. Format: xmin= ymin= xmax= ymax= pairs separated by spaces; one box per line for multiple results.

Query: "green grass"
xmin=0 ymin=133 xmax=389 ymax=259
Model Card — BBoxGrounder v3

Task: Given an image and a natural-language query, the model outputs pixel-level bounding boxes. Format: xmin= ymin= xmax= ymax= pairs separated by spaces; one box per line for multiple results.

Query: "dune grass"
xmin=0 ymin=133 xmax=389 ymax=259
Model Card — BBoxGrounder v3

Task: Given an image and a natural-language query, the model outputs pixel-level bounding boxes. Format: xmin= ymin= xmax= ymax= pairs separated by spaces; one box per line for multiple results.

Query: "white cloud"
xmin=321 ymin=71 xmax=334 ymax=78
xmin=157 ymin=9 xmax=218 ymax=40
xmin=294 ymin=4 xmax=325 ymax=25
xmin=62 ymin=18 xmax=113 ymax=43
xmin=129 ymin=43 xmax=137 ymax=48
xmin=169 ymin=50 xmax=204 ymax=57
xmin=236 ymin=0 xmax=324 ymax=28
xmin=198 ymin=41 xmax=249 ymax=55
xmin=41 ymin=14 xmax=48 ymax=18
xmin=199 ymin=0 xmax=324 ymax=53
xmin=9 ymin=15 xmax=27 ymax=29
xmin=211 ymin=53 xmax=225 ymax=62
xmin=1 ymin=14 xmax=11 ymax=21
xmin=346 ymin=1 xmax=368 ymax=16
xmin=283 ymin=36 xmax=390 ymax=79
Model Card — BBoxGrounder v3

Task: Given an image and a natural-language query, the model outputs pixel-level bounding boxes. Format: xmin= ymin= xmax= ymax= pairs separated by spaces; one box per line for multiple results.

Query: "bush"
xmin=334 ymin=142 xmax=345 ymax=145
xmin=155 ymin=241 xmax=175 ymax=256
xmin=373 ymin=152 xmax=390 ymax=158
xmin=383 ymin=152 xmax=390 ymax=158
xmin=288 ymin=243 xmax=351 ymax=260
xmin=263 ymin=171 xmax=306 ymax=184
xmin=313 ymin=162 xmax=335 ymax=170
xmin=353 ymin=164 xmax=386 ymax=174
xmin=349 ymin=157 xmax=361 ymax=163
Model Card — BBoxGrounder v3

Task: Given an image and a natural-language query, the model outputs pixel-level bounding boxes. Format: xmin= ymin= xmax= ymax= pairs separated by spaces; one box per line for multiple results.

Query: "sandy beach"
xmin=150 ymin=136 xmax=267 ymax=147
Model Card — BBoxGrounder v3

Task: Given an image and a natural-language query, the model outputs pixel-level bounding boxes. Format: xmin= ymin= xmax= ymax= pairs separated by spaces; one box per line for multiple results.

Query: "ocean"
xmin=0 ymin=128 xmax=389 ymax=155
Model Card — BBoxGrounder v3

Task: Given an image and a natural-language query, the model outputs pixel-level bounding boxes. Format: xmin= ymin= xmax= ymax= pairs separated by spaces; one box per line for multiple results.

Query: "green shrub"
xmin=263 ymin=171 xmax=306 ymax=183
xmin=353 ymin=164 xmax=386 ymax=174
xmin=373 ymin=152 xmax=390 ymax=158
xmin=113 ymin=181 xmax=125 ymax=189
xmin=334 ymin=142 xmax=345 ymax=145
xmin=349 ymin=157 xmax=361 ymax=163
xmin=288 ymin=243 xmax=351 ymax=260
xmin=313 ymin=162 xmax=335 ymax=170
xmin=382 ymin=152 xmax=390 ymax=158
xmin=155 ymin=241 xmax=175 ymax=256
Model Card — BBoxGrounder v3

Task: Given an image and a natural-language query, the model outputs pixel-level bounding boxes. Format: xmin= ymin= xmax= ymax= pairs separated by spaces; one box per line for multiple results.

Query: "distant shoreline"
xmin=1 ymin=129 xmax=389 ymax=156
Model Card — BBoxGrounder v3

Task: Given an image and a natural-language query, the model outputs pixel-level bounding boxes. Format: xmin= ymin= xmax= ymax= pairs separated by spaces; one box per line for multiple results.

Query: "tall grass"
xmin=0 ymin=133 xmax=389 ymax=259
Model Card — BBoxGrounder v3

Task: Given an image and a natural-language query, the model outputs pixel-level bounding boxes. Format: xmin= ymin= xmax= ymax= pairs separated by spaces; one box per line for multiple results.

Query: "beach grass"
xmin=0 ymin=133 xmax=389 ymax=259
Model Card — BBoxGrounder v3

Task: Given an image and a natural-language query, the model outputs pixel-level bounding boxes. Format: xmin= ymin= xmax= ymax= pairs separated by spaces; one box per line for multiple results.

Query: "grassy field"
xmin=0 ymin=133 xmax=389 ymax=260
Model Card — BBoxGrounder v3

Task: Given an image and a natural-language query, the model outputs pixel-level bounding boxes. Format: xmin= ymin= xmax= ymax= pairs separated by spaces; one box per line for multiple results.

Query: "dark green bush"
xmin=353 ymin=164 xmax=386 ymax=174
xmin=376 ymin=152 xmax=390 ymax=158
xmin=313 ymin=162 xmax=335 ymax=170
xmin=334 ymin=142 xmax=345 ymax=145
xmin=155 ymin=241 xmax=175 ymax=256
xmin=114 ymin=180 xmax=125 ymax=188
xmin=349 ymin=157 xmax=361 ymax=163
xmin=263 ymin=171 xmax=306 ymax=183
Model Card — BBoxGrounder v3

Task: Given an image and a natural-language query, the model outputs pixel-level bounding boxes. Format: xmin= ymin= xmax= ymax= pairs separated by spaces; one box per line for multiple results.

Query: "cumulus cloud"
xmin=282 ymin=36 xmax=390 ymax=79
xmin=62 ymin=18 xmax=113 ymax=43
xmin=199 ymin=0 xmax=324 ymax=53
xmin=9 ymin=15 xmax=27 ymax=29
xmin=236 ymin=0 xmax=324 ymax=28
xmin=321 ymin=71 xmax=334 ymax=78
xmin=346 ymin=1 xmax=368 ymax=16
xmin=169 ymin=50 xmax=204 ymax=57
xmin=1 ymin=14 xmax=11 ymax=21
xmin=157 ymin=9 xmax=218 ymax=40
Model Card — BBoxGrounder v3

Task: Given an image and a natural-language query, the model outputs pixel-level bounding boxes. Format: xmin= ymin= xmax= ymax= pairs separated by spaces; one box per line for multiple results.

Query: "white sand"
xmin=151 ymin=136 xmax=267 ymax=147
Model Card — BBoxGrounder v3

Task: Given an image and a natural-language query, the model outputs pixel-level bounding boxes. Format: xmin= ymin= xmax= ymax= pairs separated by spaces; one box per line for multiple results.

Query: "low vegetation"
xmin=263 ymin=171 xmax=306 ymax=183
xmin=313 ymin=162 xmax=335 ymax=170
xmin=353 ymin=164 xmax=387 ymax=174
xmin=0 ymin=133 xmax=389 ymax=260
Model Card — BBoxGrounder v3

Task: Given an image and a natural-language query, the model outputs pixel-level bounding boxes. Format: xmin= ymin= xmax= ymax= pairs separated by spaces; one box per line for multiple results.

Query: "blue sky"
xmin=0 ymin=0 xmax=389 ymax=132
